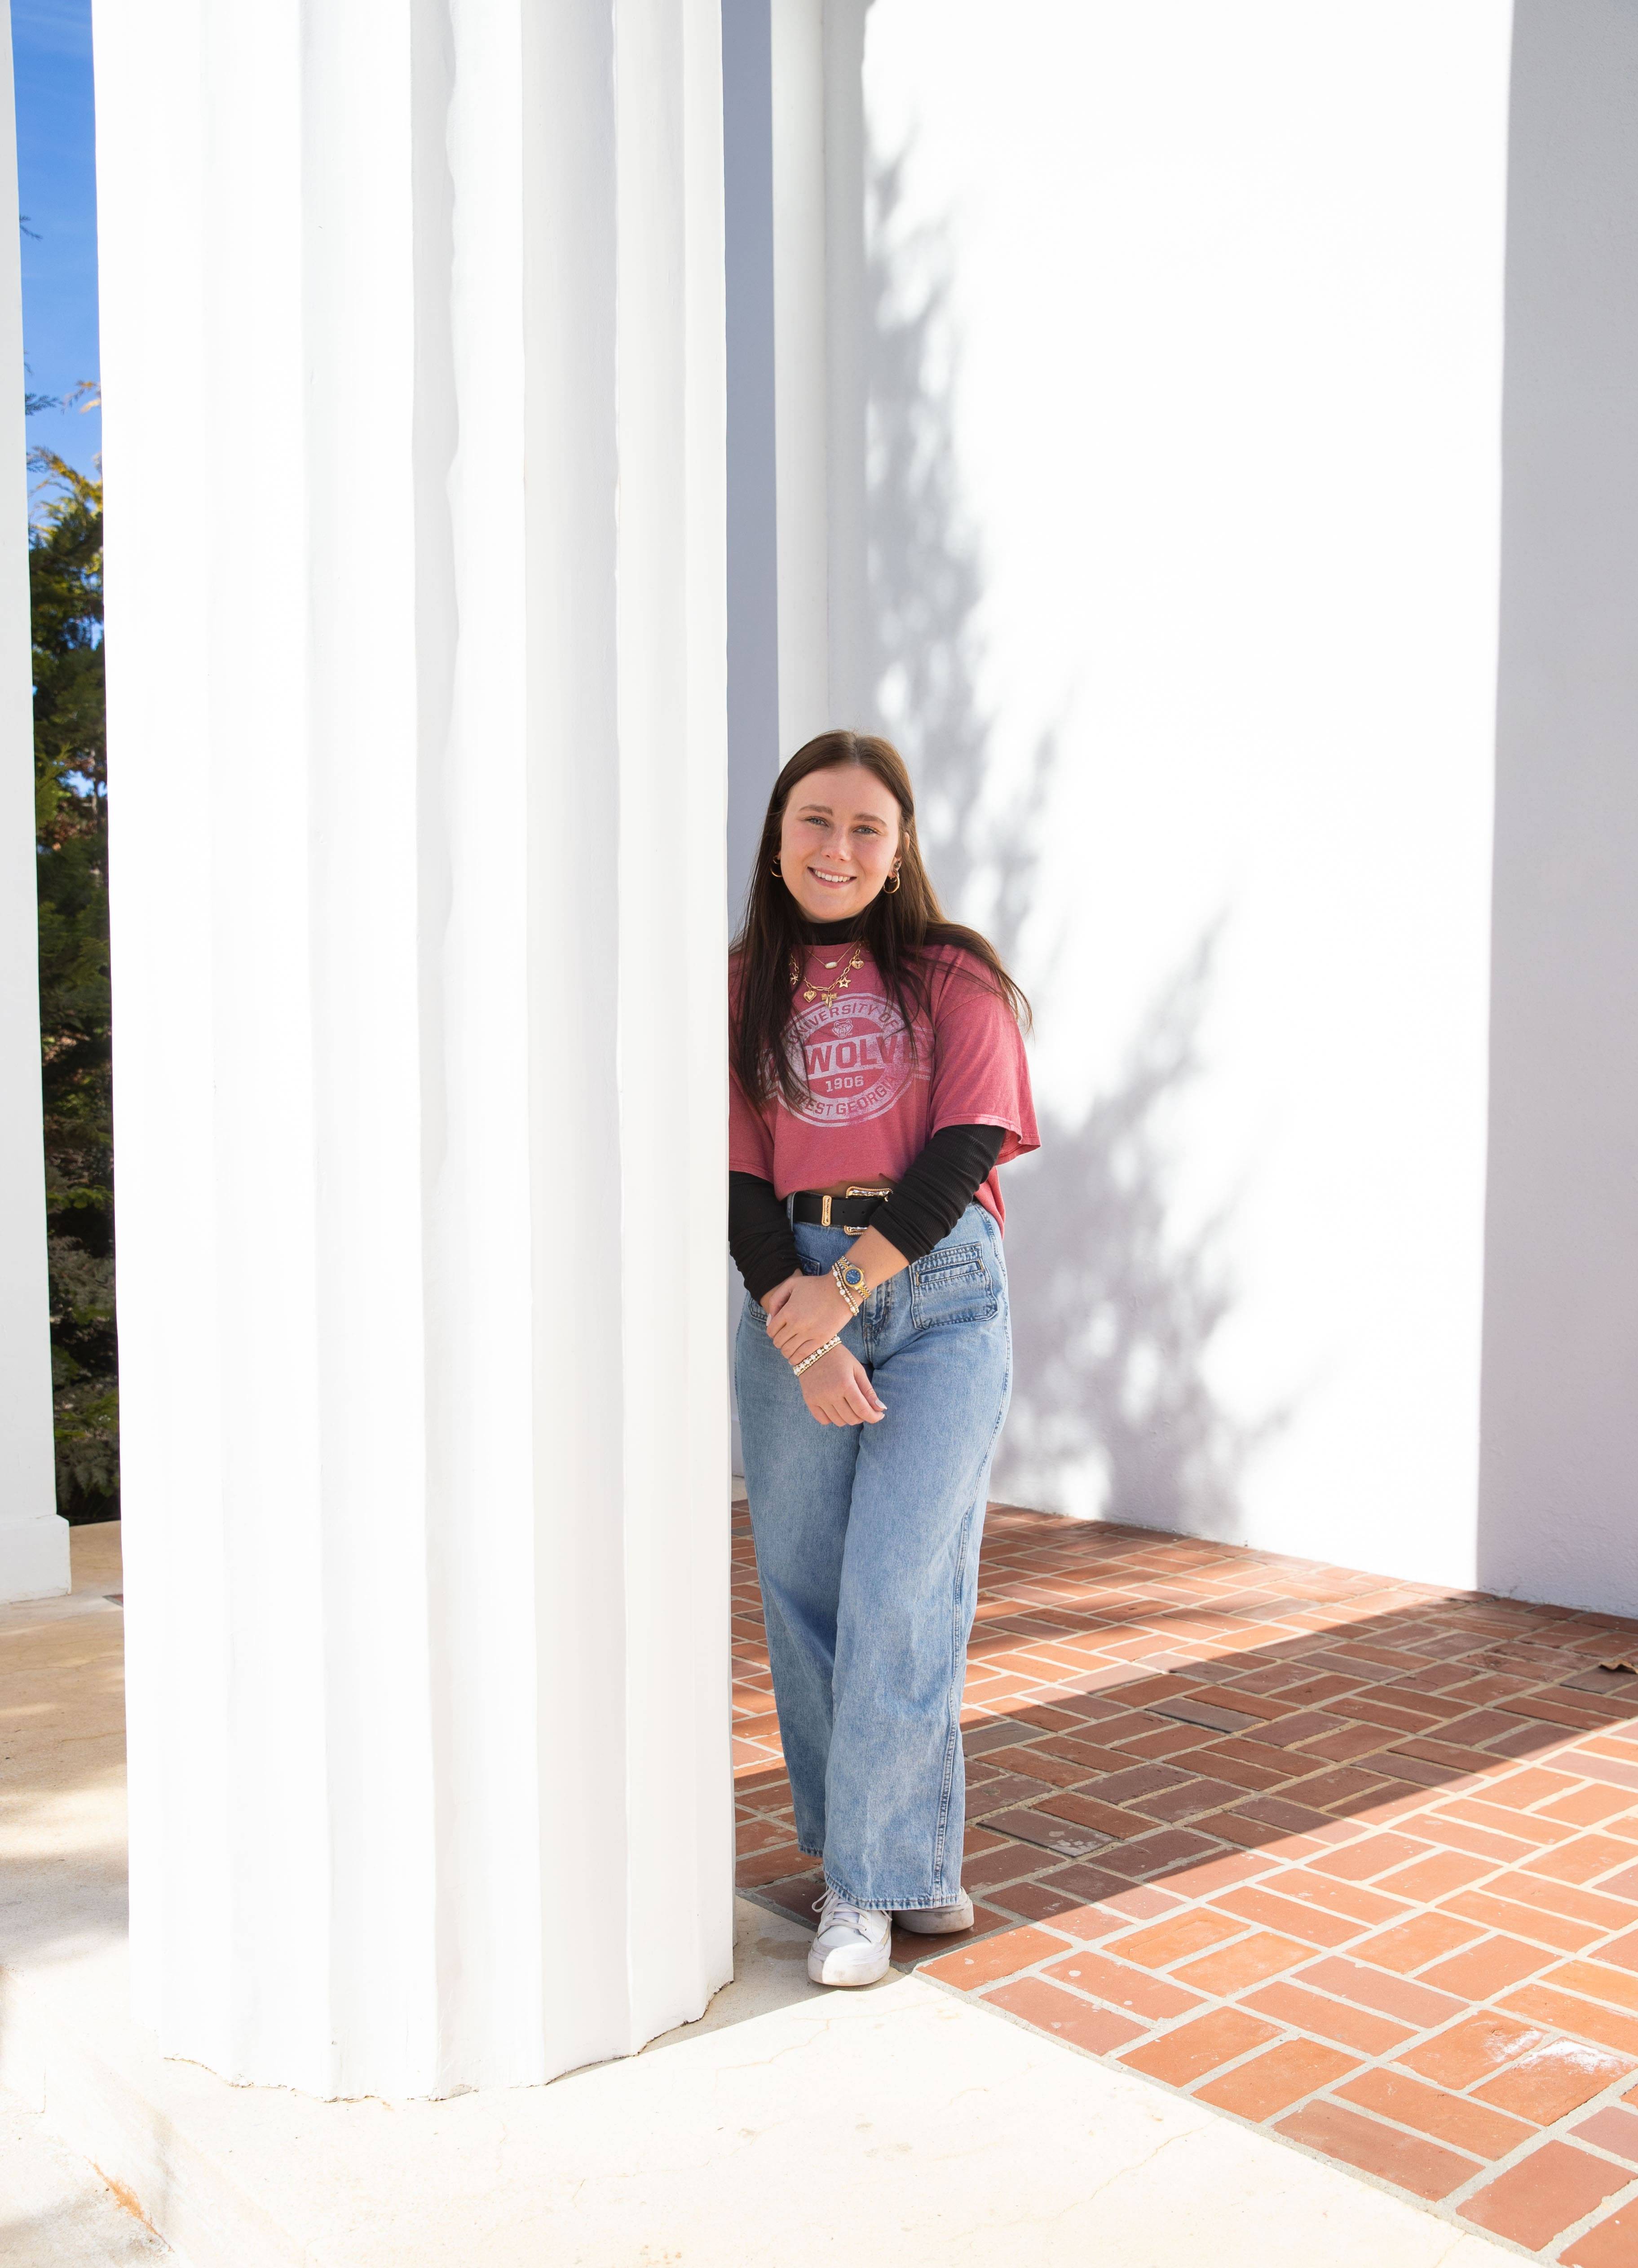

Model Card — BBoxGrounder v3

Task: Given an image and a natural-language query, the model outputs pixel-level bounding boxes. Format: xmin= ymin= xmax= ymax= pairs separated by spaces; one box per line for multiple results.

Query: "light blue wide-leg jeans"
xmin=736 ymin=1203 xmax=1012 ymax=1911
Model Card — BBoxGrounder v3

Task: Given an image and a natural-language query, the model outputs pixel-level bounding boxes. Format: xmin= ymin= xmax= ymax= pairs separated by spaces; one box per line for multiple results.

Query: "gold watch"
xmin=833 ymin=1259 xmax=867 ymax=1310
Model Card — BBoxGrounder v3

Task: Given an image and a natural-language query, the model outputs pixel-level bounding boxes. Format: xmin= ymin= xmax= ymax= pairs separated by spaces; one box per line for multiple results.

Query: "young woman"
xmin=730 ymin=729 xmax=1038 ymax=1989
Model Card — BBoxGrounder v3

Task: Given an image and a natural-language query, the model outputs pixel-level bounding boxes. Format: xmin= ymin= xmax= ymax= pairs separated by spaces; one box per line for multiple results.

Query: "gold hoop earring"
xmin=770 ymin=858 xmax=783 ymax=878
xmin=884 ymin=869 xmax=901 ymax=894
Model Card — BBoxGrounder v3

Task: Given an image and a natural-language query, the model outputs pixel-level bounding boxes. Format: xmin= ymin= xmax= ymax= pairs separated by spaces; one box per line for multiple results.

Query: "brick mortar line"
xmin=962 ymin=1690 xmax=1632 ymax=1771
xmin=986 ymin=1906 xmax=1638 ymax=2235
xmin=913 ymin=1865 xmax=1638 ymax=2215
xmin=1543 ymin=2173 xmax=1638 ymax=2263
xmin=1238 ymin=1852 xmax=1634 ymax=1952
xmin=1005 ymin=1659 xmax=1631 ymax=1733
xmin=1419 ymin=2113 xmax=1638 ymax=2236
xmin=1097 ymin=1883 xmax=1638 ymax=2043
xmin=745 ymin=1777 xmax=1638 ymax=1943
xmin=746 ymin=1732 xmax=1637 ymax=1862
xmin=982 ymin=1723 xmax=1635 ymax=1894
xmin=1299 ymin=2048 xmax=1638 ymax=2211
xmin=1462 ymin=2148 xmax=1638 ymax=2261
xmin=734 ymin=1516 xmax=1638 ymax=2251
xmin=915 ymin=1960 xmax=1556 ymax=2264
xmin=987 ymin=1936 xmax=1638 ymax=2256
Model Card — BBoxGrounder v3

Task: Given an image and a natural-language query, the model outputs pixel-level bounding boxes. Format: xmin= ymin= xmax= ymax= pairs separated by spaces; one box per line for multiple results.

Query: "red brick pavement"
xmin=733 ymin=1498 xmax=1638 ymax=2259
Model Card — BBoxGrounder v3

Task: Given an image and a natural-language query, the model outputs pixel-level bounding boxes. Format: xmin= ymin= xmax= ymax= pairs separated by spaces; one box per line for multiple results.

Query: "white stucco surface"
xmin=1478 ymin=0 xmax=1638 ymax=1619
xmin=812 ymin=1 xmax=1513 ymax=1588
xmin=93 ymin=0 xmax=733 ymax=2096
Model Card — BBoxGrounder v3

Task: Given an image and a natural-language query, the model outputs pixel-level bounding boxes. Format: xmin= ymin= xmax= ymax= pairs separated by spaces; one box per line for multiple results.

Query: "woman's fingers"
xmin=793 ymin=1345 xmax=884 ymax=1426
xmin=841 ymin=1355 xmax=884 ymax=1421
xmin=795 ymin=1356 xmax=885 ymax=1427
xmin=770 ymin=1303 xmax=820 ymax=1355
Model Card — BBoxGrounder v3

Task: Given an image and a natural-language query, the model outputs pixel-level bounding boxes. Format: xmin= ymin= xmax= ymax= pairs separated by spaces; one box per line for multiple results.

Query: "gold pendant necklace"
xmin=790 ymin=938 xmax=865 ymax=1008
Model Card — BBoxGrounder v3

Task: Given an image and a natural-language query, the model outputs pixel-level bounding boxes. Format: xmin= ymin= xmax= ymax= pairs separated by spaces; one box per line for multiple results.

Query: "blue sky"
xmin=13 ymin=0 xmax=99 ymax=485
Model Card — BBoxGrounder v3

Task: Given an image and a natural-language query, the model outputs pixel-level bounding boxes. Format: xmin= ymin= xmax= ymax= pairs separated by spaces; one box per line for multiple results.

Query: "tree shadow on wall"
xmin=860 ymin=150 xmax=1285 ymax=1537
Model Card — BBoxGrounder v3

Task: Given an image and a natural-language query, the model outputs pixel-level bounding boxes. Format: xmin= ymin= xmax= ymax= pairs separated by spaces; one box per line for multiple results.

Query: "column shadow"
xmin=853 ymin=146 xmax=1283 ymax=1534
xmin=734 ymin=1498 xmax=1638 ymax=1956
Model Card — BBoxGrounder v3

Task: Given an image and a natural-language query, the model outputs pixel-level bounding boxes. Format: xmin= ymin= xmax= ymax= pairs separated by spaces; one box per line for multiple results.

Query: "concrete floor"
xmin=0 ymin=2086 xmax=170 ymax=2265
xmin=0 ymin=1526 xmax=1521 ymax=2268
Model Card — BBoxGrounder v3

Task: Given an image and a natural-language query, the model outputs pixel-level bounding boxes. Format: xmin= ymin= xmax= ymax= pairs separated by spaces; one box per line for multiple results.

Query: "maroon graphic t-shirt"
xmin=729 ymin=942 xmax=1039 ymax=1230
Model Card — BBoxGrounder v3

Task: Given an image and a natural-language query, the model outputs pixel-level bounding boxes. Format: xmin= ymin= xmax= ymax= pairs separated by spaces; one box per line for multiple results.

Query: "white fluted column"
xmin=0 ymin=0 xmax=66 ymax=1608
xmin=94 ymin=0 xmax=732 ymax=2097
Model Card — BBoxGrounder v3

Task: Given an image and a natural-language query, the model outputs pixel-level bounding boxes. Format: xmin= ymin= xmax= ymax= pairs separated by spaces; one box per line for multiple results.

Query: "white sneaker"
xmin=893 ymin=1890 xmax=974 ymax=1936
xmin=808 ymin=1888 xmax=893 ymax=1987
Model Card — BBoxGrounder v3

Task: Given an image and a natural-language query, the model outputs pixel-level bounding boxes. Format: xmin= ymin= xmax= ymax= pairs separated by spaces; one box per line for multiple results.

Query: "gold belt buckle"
xmin=842 ymin=1185 xmax=892 ymax=1236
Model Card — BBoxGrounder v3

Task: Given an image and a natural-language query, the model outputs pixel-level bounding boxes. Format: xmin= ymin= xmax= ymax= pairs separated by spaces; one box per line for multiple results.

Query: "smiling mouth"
xmin=808 ymin=868 xmax=855 ymax=888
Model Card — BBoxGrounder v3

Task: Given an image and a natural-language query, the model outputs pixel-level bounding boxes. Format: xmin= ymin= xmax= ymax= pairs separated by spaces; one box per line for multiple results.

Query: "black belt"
xmin=790 ymin=1185 xmax=893 ymax=1234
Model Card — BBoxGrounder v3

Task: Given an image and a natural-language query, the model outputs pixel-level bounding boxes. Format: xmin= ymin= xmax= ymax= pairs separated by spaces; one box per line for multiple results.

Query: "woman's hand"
xmin=798 ymin=1344 xmax=886 ymax=1427
xmin=764 ymin=1270 xmax=854 ymax=1367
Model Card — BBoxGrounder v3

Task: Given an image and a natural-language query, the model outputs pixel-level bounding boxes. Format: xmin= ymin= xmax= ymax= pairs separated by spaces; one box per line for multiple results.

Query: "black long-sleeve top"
xmin=729 ymin=1121 xmax=1005 ymax=1300
xmin=729 ymin=907 xmax=1008 ymax=1298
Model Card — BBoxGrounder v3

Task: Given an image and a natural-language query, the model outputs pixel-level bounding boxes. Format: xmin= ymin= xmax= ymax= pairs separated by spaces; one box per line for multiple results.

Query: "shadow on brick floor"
xmin=732 ymin=1502 xmax=1638 ymax=2262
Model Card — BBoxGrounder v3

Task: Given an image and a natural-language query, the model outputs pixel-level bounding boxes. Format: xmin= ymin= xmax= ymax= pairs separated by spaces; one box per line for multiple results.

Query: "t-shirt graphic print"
xmin=786 ymin=987 xmax=925 ymax=1127
xmin=730 ymin=940 xmax=1039 ymax=1231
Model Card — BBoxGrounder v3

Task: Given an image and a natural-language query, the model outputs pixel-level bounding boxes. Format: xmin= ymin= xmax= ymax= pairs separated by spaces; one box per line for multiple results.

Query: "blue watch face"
xmin=842 ymin=1265 xmax=865 ymax=1290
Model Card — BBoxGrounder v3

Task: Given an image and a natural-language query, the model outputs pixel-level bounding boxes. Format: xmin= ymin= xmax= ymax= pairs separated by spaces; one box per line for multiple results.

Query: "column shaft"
xmin=95 ymin=0 xmax=732 ymax=2097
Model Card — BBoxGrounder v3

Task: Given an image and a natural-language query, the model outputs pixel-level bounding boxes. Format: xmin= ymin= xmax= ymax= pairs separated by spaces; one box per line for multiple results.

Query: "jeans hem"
xmin=822 ymin=1871 xmax=965 ymax=1912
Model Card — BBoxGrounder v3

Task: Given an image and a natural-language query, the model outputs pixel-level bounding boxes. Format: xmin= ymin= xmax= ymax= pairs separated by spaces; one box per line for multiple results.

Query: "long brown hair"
xmin=730 ymin=729 xmax=1030 ymax=1109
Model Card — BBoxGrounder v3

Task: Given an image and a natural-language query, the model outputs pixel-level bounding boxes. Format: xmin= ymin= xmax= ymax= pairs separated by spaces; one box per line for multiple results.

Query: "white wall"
xmin=809 ymin=0 xmax=1512 ymax=1587
xmin=0 ymin=0 xmax=69 ymax=1606
xmin=1479 ymin=0 xmax=1638 ymax=1618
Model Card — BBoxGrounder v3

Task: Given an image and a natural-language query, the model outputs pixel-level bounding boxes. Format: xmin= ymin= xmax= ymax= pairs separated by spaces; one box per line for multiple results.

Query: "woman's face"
xmin=777 ymin=764 xmax=902 ymax=924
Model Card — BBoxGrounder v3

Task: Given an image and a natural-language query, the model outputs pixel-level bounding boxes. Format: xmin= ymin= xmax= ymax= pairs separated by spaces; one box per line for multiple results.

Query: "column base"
xmin=0 ymin=1511 xmax=71 ymax=1606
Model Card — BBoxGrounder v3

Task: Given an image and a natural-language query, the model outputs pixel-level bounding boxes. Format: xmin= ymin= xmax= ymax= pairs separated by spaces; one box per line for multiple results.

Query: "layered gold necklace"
xmin=789 ymin=937 xmax=865 ymax=1009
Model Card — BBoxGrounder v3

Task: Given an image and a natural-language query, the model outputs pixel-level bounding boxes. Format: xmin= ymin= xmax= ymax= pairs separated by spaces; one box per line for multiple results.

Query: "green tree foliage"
xmin=31 ymin=447 xmax=117 ymax=1519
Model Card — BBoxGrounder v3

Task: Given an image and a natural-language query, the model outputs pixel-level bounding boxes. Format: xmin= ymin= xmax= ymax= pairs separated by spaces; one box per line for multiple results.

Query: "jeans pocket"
xmin=908 ymin=1242 xmax=999 ymax=1330
xmin=742 ymin=1292 xmax=769 ymax=1330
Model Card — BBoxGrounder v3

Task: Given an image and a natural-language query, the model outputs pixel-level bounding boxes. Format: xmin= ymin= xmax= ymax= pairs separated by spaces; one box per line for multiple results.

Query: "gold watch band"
xmin=831 ymin=1257 xmax=867 ymax=1313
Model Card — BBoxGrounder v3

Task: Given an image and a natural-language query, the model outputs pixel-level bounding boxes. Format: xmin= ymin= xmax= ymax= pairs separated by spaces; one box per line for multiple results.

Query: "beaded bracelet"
xmin=830 ymin=1258 xmax=863 ymax=1316
xmin=791 ymin=1333 xmax=843 ymax=1378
